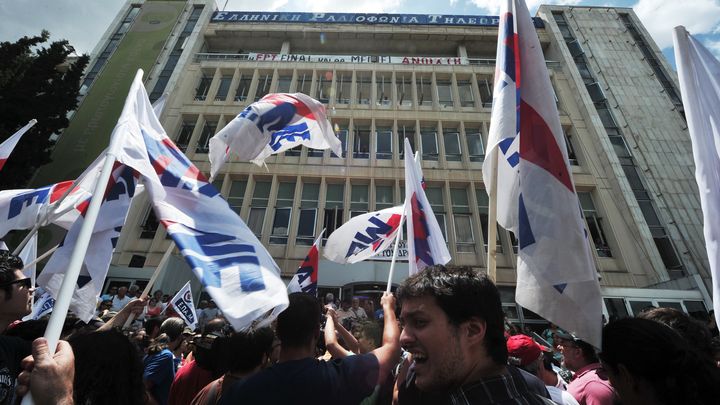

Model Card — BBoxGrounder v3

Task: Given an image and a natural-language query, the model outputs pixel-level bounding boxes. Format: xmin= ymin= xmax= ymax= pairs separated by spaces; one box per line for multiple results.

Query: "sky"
xmin=1 ymin=0 xmax=720 ymax=67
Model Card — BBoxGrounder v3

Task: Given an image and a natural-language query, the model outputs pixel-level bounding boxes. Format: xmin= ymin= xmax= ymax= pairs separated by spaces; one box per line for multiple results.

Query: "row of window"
xmin=141 ymin=178 xmax=612 ymax=258
xmin=194 ymin=68 xmax=497 ymax=110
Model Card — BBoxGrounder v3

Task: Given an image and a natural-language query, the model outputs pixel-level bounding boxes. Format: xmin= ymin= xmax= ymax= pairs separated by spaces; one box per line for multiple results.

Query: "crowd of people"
xmin=2 ymin=250 xmax=720 ymax=404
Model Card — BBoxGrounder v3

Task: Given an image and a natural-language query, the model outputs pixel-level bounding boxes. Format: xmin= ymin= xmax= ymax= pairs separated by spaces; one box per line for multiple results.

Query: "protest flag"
xmin=0 ymin=119 xmax=36 ymax=171
xmin=288 ymin=233 xmax=323 ymax=295
xmin=168 ymin=281 xmax=199 ymax=330
xmin=324 ymin=206 xmax=403 ymax=264
xmin=488 ymin=0 xmax=602 ymax=347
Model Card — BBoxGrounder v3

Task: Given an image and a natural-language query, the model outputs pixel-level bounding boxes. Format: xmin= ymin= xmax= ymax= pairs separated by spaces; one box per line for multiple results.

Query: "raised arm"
xmin=370 ymin=292 xmax=401 ymax=384
xmin=324 ymin=307 xmax=353 ymax=359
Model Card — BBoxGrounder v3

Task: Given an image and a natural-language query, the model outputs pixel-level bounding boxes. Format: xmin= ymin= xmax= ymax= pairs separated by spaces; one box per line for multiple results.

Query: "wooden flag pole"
xmin=487 ymin=153 xmax=499 ymax=283
xmin=123 ymin=242 xmax=175 ymax=329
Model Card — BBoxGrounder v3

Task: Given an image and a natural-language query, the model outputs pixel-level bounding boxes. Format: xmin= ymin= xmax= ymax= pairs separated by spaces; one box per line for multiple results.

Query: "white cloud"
xmin=468 ymin=0 xmax=581 ymax=14
xmin=702 ymin=39 xmax=720 ymax=59
xmin=633 ymin=0 xmax=720 ymax=49
xmin=225 ymin=0 xmax=404 ymax=13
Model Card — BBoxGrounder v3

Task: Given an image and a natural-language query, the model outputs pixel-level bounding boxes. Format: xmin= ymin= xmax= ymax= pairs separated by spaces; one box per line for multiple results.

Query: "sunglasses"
xmin=1 ymin=277 xmax=32 ymax=289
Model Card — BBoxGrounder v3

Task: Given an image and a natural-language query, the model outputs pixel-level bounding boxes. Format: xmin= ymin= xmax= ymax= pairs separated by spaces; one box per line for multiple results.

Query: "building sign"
xmin=213 ymin=12 xmax=501 ymax=27
xmin=373 ymin=240 xmax=409 ymax=261
xmin=248 ymin=53 xmax=468 ymax=65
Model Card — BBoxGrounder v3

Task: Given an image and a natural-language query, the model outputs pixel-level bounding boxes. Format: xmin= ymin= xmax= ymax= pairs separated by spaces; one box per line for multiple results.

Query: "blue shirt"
xmin=144 ymin=348 xmax=176 ymax=405
xmin=219 ymin=354 xmax=380 ymax=405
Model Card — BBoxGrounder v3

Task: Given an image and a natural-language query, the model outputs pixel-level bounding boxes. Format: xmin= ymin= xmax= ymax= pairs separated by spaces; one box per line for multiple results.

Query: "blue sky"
xmin=1 ymin=0 xmax=720 ymax=68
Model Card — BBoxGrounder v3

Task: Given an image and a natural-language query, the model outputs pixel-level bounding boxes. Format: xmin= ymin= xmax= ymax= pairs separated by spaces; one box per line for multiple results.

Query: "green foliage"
xmin=0 ymin=30 xmax=89 ymax=189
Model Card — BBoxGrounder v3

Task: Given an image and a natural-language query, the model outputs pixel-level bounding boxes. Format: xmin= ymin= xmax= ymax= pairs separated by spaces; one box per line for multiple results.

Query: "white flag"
xmin=673 ymin=25 xmax=720 ymax=328
xmin=324 ymin=207 xmax=403 ymax=264
xmin=168 ymin=281 xmax=198 ymax=330
xmin=0 ymin=119 xmax=36 ymax=171
xmin=23 ymin=289 xmax=55 ymax=321
xmin=19 ymin=233 xmax=37 ymax=279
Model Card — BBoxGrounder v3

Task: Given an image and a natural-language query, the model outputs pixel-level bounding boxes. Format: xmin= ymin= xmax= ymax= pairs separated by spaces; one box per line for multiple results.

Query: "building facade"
xmin=45 ymin=0 xmax=713 ymax=328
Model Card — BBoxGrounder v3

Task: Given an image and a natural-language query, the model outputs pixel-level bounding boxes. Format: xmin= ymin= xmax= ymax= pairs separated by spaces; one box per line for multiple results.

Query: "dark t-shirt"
xmin=219 ymin=355 xmax=380 ymax=405
xmin=0 ymin=336 xmax=31 ymax=405
xmin=144 ymin=348 xmax=176 ymax=405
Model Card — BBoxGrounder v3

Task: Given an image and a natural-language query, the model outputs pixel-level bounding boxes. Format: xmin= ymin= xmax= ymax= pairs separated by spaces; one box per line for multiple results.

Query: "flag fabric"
xmin=19 ymin=232 xmax=37 ymax=279
xmin=404 ymin=139 xmax=451 ymax=275
xmin=0 ymin=181 xmax=77 ymax=238
xmin=673 ymin=26 xmax=720 ymax=329
xmin=288 ymin=234 xmax=323 ymax=294
xmin=324 ymin=206 xmax=404 ymax=264
xmin=23 ymin=289 xmax=55 ymax=321
xmin=491 ymin=0 xmax=602 ymax=347
xmin=37 ymin=162 xmax=138 ymax=322
xmin=209 ymin=93 xmax=341 ymax=177
xmin=0 ymin=119 xmax=36 ymax=171
xmin=168 ymin=281 xmax=198 ymax=330
xmin=114 ymin=71 xmax=288 ymax=331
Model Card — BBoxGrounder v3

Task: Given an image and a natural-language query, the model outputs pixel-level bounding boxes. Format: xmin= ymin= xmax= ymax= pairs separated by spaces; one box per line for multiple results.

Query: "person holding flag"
xmin=288 ymin=233 xmax=323 ymax=295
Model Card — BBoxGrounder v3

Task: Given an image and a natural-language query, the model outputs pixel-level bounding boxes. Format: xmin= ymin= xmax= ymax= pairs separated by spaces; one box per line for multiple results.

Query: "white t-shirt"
xmin=111 ymin=295 xmax=132 ymax=312
xmin=547 ymin=386 xmax=580 ymax=405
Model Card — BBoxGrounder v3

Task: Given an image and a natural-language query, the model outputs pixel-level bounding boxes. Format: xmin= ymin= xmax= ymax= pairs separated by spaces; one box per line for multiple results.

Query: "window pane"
xmin=277 ymin=182 xmax=295 ymax=207
xmin=356 ymin=73 xmax=371 ymax=105
xmin=436 ymin=79 xmax=453 ymax=107
xmin=175 ymin=121 xmax=195 ymax=152
xmin=353 ymin=127 xmax=370 ymax=158
xmin=248 ymin=207 xmax=265 ymax=236
xmin=270 ymin=207 xmax=291 ymax=244
xmin=443 ymin=131 xmax=461 ymax=161
xmin=376 ymin=73 xmax=391 ymax=106
xmin=458 ymin=80 xmax=475 ymax=107
xmin=195 ymin=75 xmax=212 ymax=101
xmin=376 ymin=128 xmax=393 ymax=159
xmin=398 ymin=124 xmax=415 ymax=158
xmin=297 ymin=208 xmax=317 ymax=245
xmin=466 ymin=130 xmax=484 ymax=162
xmin=396 ymin=74 xmax=413 ymax=107
xmin=336 ymin=72 xmax=351 ymax=104
xmin=195 ymin=120 xmax=217 ymax=153
xmin=301 ymin=183 xmax=320 ymax=207
xmin=376 ymin=185 xmax=393 ymax=209
xmin=252 ymin=181 xmax=271 ymax=205
xmin=228 ymin=180 xmax=247 ymax=214
xmin=416 ymin=75 xmax=432 ymax=106
xmin=234 ymin=75 xmax=252 ymax=101
xmin=215 ymin=75 xmax=232 ymax=101
xmin=297 ymin=73 xmax=312 ymax=96
xmin=454 ymin=215 xmax=475 ymax=252
xmin=603 ymin=298 xmax=630 ymax=321
xmin=478 ymin=78 xmax=493 ymax=107
xmin=421 ymin=128 xmax=438 ymax=161
xmin=351 ymin=184 xmax=369 ymax=211
xmin=326 ymin=184 xmax=344 ymax=207
xmin=333 ymin=128 xmax=348 ymax=158
xmin=255 ymin=73 xmax=272 ymax=101
xmin=277 ymin=75 xmax=292 ymax=93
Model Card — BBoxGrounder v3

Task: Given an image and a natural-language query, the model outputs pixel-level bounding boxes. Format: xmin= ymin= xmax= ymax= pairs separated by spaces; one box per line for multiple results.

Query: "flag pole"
xmin=123 ymin=241 xmax=175 ymax=329
xmin=487 ymin=154 xmax=499 ymax=283
xmin=36 ymin=69 xmax=144 ymax=354
xmin=22 ymin=244 xmax=59 ymax=272
xmin=386 ymin=210 xmax=406 ymax=293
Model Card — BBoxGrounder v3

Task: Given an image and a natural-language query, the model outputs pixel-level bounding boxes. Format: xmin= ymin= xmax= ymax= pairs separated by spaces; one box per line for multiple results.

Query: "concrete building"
xmin=41 ymin=0 xmax=713 ymax=329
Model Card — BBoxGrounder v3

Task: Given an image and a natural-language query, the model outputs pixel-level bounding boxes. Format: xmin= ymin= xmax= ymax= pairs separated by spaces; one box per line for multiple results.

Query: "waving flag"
xmin=114 ymin=72 xmax=288 ymax=331
xmin=0 ymin=119 xmax=36 ymax=171
xmin=491 ymin=0 xmax=602 ymax=347
xmin=209 ymin=93 xmax=341 ymax=177
xmin=37 ymin=162 xmax=138 ymax=322
xmin=674 ymin=26 xmax=720 ymax=330
xmin=325 ymin=206 xmax=404 ymax=264
xmin=23 ymin=289 xmax=55 ymax=321
xmin=0 ymin=181 xmax=77 ymax=238
xmin=404 ymin=139 xmax=451 ymax=275
xmin=288 ymin=234 xmax=323 ymax=295
xmin=19 ymin=233 xmax=37 ymax=279
xmin=169 ymin=281 xmax=198 ymax=330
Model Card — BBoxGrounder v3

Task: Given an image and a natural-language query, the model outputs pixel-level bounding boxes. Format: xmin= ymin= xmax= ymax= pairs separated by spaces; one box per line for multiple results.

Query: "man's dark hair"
xmin=276 ymin=293 xmax=322 ymax=348
xmin=397 ymin=265 xmax=508 ymax=365
xmin=637 ymin=307 xmax=714 ymax=357
xmin=218 ymin=327 xmax=275 ymax=374
xmin=159 ymin=317 xmax=184 ymax=342
xmin=0 ymin=250 xmax=23 ymax=297
xmin=359 ymin=320 xmax=383 ymax=348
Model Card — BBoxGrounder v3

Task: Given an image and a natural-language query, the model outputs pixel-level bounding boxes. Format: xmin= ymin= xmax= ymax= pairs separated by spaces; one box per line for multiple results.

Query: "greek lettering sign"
xmin=212 ymin=12 xmax=500 ymax=27
xmin=248 ymin=53 xmax=468 ymax=65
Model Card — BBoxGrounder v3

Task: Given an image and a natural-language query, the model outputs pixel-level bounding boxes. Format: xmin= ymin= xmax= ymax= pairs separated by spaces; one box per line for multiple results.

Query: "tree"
xmin=0 ymin=30 xmax=89 ymax=190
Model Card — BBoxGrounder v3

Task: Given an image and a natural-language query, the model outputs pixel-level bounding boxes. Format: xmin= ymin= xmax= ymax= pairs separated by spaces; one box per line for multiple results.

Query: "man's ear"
xmin=463 ymin=317 xmax=487 ymax=346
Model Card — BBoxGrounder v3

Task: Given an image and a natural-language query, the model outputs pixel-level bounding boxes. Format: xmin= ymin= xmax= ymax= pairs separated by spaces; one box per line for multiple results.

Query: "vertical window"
xmin=376 ymin=73 xmax=391 ymax=106
xmin=458 ymin=80 xmax=475 ymax=107
xmin=564 ymin=129 xmax=578 ymax=165
xmin=140 ymin=206 xmax=159 ymax=239
xmin=297 ymin=182 xmax=319 ymax=245
xmin=297 ymin=72 xmax=312 ymax=96
xmin=451 ymin=188 xmax=474 ymax=252
xmin=375 ymin=185 xmax=394 ymax=210
xmin=195 ymin=74 xmax=212 ymax=101
xmin=436 ymin=79 xmax=453 ymax=108
xmin=416 ymin=75 xmax=432 ymax=106
xmin=248 ymin=181 xmax=271 ymax=236
xmin=353 ymin=126 xmax=370 ymax=159
xmin=255 ymin=73 xmax=272 ymax=101
xmin=317 ymin=72 xmax=332 ymax=103
xmin=323 ymin=183 xmax=345 ymax=241
xmin=277 ymin=75 xmax=292 ymax=93
xmin=228 ymin=180 xmax=247 ymax=214
xmin=195 ymin=120 xmax=217 ymax=153
xmin=476 ymin=188 xmax=502 ymax=252
xmin=271 ymin=182 xmax=295 ymax=244
xmin=175 ymin=120 xmax=195 ymax=152
xmin=356 ymin=73 xmax=371 ymax=105
xmin=234 ymin=74 xmax=252 ymax=101
xmin=336 ymin=72 xmax=351 ymax=104
xmin=332 ymin=125 xmax=348 ymax=158
xmin=420 ymin=126 xmax=438 ymax=161
xmin=578 ymin=192 xmax=612 ymax=257
xmin=351 ymin=184 xmax=369 ymax=217
xmin=466 ymin=127 xmax=484 ymax=162
xmin=376 ymin=127 xmax=393 ymax=160
xmin=443 ymin=127 xmax=461 ymax=162
xmin=396 ymin=73 xmax=412 ymax=107
xmin=398 ymin=124 xmax=416 ymax=159
xmin=425 ymin=187 xmax=447 ymax=240
xmin=478 ymin=77 xmax=493 ymax=107
xmin=215 ymin=75 xmax=232 ymax=101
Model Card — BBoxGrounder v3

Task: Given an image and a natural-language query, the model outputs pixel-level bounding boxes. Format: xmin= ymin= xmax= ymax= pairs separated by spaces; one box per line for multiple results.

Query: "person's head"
xmin=506 ymin=334 xmax=544 ymax=375
xmin=160 ymin=317 xmax=186 ymax=351
xmin=108 ymin=286 xmax=118 ymax=296
xmin=325 ymin=292 xmax=335 ymax=305
xmin=354 ymin=321 xmax=382 ymax=353
xmin=152 ymin=290 xmax=163 ymax=301
xmin=69 ymin=329 xmax=147 ymax=404
xmin=351 ymin=297 xmax=360 ymax=309
xmin=364 ymin=299 xmax=375 ymax=313
xmin=198 ymin=300 xmax=209 ymax=310
xmin=341 ymin=298 xmax=351 ymax=311
xmin=148 ymin=297 xmax=158 ymax=307
xmin=128 ymin=284 xmax=139 ymax=297
xmin=208 ymin=300 xmax=217 ymax=309
xmin=116 ymin=286 xmax=127 ymax=298
xmin=397 ymin=265 xmax=507 ymax=392
xmin=144 ymin=317 xmax=163 ymax=339
xmin=555 ymin=331 xmax=597 ymax=371
xmin=276 ymin=293 xmax=322 ymax=350
xmin=0 ymin=251 xmax=33 ymax=325
xmin=600 ymin=317 xmax=720 ymax=405
xmin=100 ymin=300 xmax=113 ymax=311
xmin=218 ymin=327 xmax=275 ymax=375
xmin=637 ymin=307 xmax=714 ymax=357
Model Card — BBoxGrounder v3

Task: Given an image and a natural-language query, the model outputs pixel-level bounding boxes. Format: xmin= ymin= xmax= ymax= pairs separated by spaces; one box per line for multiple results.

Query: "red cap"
xmin=506 ymin=335 xmax=544 ymax=366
